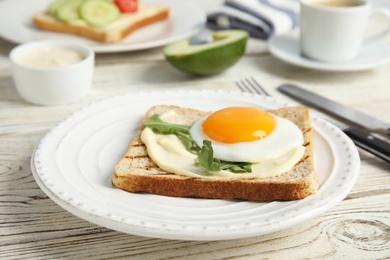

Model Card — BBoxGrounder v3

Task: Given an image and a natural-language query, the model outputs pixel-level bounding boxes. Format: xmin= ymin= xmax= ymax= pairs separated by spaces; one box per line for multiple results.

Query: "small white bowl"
xmin=9 ymin=40 xmax=94 ymax=106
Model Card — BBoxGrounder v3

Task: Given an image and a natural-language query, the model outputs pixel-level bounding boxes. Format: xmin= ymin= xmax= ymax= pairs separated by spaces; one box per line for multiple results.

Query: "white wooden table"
xmin=1 ymin=2 xmax=390 ymax=258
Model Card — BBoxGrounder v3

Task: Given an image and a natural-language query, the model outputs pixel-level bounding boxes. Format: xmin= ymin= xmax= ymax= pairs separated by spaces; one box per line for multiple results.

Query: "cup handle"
xmin=364 ymin=9 xmax=390 ymax=46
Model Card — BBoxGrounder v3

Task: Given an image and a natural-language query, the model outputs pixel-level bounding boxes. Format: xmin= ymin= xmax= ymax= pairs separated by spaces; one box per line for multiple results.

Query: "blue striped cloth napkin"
xmin=206 ymin=0 xmax=300 ymax=40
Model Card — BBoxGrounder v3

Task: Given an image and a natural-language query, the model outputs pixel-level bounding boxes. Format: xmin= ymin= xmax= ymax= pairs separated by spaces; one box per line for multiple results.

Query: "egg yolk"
xmin=202 ymin=107 xmax=275 ymax=144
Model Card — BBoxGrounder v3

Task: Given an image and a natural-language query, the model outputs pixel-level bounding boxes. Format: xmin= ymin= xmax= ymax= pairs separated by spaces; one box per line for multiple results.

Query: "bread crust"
xmin=113 ymin=105 xmax=319 ymax=201
xmin=33 ymin=6 xmax=169 ymax=43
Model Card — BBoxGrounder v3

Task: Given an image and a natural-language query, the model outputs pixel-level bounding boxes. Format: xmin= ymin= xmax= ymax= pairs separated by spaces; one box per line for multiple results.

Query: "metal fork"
xmin=235 ymin=77 xmax=270 ymax=97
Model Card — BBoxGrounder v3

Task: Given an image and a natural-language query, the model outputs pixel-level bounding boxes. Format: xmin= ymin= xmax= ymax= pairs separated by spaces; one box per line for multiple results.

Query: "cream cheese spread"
xmin=16 ymin=47 xmax=84 ymax=68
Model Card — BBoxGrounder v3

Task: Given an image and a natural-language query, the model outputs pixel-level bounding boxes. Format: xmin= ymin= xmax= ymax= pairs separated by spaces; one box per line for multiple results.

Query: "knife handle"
xmin=343 ymin=127 xmax=390 ymax=163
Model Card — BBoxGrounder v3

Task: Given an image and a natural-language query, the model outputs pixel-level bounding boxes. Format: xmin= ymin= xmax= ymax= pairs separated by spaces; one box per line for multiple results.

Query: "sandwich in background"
xmin=33 ymin=0 xmax=169 ymax=43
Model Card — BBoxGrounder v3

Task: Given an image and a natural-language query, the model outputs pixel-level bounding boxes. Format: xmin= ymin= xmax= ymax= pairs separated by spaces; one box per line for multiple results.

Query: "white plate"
xmin=31 ymin=89 xmax=360 ymax=241
xmin=268 ymin=30 xmax=390 ymax=71
xmin=0 ymin=0 xmax=205 ymax=53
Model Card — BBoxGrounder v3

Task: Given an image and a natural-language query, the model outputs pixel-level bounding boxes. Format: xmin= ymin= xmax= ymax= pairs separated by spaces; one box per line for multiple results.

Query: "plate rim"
xmin=30 ymin=89 xmax=361 ymax=240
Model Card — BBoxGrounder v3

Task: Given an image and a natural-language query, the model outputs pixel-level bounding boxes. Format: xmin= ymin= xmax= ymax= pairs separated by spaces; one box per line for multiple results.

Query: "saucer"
xmin=268 ymin=30 xmax=390 ymax=71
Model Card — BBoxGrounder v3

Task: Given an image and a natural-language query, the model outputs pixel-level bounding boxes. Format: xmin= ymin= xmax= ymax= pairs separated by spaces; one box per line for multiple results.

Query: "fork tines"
xmin=236 ymin=77 xmax=270 ymax=97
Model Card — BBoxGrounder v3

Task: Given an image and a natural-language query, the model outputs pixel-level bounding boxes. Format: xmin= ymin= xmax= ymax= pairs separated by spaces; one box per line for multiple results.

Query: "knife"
xmin=342 ymin=127 xmax=390 ymax=163
xmin=278 ymin=84 xmax=390 ymax=163
xmin=278 ymin=84 xmax=390 ymax=136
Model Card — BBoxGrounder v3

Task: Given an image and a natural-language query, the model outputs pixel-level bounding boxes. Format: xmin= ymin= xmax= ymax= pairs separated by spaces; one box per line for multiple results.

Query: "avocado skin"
xmin=164 ymin=34 xmax=248 ymax=75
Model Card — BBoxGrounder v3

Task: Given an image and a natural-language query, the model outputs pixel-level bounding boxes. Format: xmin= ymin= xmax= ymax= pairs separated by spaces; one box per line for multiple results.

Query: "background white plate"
xmin=31 ymin=89 xmax=360 ymax=241
xmin=0 ymin=0 xmax=205 ymax=53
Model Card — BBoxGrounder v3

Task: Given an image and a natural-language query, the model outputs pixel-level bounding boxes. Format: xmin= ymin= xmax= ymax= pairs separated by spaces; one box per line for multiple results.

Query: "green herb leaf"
xmin=195 ymin=140 xmax=221 ymax=171
xmin=144 ymin=114 xmax=191 ymax=134
xmin=220 ymin=161 xmax=252 ymax=173
xmin=144 ymin=114 xmax=200 ymax=154
xmin=174 ymin=131 xmax=201 ymax=154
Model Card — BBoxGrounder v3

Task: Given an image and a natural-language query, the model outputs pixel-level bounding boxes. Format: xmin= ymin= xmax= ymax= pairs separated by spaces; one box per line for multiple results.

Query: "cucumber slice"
xmin=48 ymin=0 xmax=68 ymax=15
xmin=48 ymin=0 xmax=82 ymax=16
xmin=79 ymin=0 xmax=120 ymax=27
xmin=56 ymin=1 xmax=82 ymax=22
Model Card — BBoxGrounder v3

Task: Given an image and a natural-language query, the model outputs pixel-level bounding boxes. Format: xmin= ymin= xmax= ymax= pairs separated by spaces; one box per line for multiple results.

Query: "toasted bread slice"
xmin=113 ymin=105 xmax=319 ymax=201
xmin=33 ymin=4 xmax=169 ymax=43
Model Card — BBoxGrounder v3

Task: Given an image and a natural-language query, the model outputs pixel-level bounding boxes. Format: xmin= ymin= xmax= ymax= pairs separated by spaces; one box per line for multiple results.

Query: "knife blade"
xmin=278 ymin=84 xmax=390 ymax=136
xmin=277 ymin=84 xmax=390 ymax=163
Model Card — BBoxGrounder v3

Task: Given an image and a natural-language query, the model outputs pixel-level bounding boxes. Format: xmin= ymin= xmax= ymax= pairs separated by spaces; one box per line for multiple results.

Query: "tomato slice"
xmin=113 ymin=0 xmax=138 ymax=13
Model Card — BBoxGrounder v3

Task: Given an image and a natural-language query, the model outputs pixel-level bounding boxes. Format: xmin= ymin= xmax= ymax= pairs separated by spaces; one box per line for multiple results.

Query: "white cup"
xmin=9 ymin=40 xmax=94 ymax=106
xmin=300 ymin=0 xmax=390 ymax=63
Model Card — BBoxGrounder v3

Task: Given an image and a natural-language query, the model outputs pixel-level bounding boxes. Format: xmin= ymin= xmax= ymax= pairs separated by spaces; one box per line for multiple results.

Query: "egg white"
xmin=189 ymin=114 xmax=304 ymax=163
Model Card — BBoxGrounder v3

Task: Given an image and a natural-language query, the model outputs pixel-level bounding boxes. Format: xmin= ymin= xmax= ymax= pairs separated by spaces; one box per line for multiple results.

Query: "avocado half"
xmin=163 ymin=30 xmax=248 ymax=75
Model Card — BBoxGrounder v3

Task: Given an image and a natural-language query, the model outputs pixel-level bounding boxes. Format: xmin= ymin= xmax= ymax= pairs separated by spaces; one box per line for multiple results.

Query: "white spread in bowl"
xmin=15 ymin=47 xmax=85 ymax=68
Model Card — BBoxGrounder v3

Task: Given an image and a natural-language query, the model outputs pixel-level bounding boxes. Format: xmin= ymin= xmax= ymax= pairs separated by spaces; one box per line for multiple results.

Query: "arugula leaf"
xmin=195 ymin=140 xmax=221 ymax=171
xmin=144 ymin=114 xmax=191 ymax=134
xmin=220 ymin=161 xmax=252 ymax=173
xmin=144 ymin=114 xmax=252 ymax=173
xmin=174 ymin=131 xmax=201 ymax=154
xmin=195 ymin=140 xmax=252 ymax=173
xmin=144 ymin=114 xmax=200 ymax=153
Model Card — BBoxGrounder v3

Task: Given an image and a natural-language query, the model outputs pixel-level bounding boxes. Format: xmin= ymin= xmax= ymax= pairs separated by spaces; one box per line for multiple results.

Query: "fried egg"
xmin=189 ymin=107 xmax=304 ymax=162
